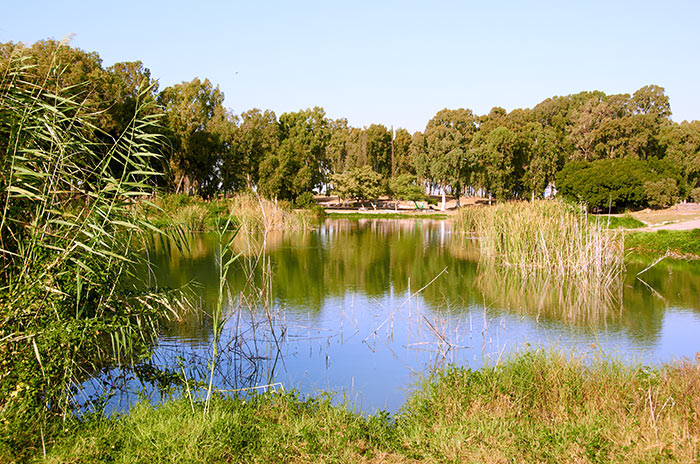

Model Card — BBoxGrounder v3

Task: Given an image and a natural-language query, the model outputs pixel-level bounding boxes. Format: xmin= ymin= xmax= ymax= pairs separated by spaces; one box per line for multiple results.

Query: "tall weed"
xmin=0 ymin=40 xmax=178 ymax=457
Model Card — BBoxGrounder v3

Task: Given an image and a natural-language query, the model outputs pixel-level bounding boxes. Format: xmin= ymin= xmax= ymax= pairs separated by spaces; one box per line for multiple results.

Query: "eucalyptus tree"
xmin=101 ymin=61 xmax=165 ymax=184
xmin=258 ymin=107 xmax=330 ymax=201
xmin=345 ymin=127 xmax=368 ymax=169
xmin=392 ymin=128 xmax=414 ymax=175
xmin=326 ymin=118 xmax=350 ymax=174
xmin=423 ymin=108 xmax=477 ymax=209
xmin=410 ymin=131 xmax=429 ymax=189
xmin=210 ymin=107 xmax=241 ymax=194
xmin=365 ymin=123 xmax=392 ymax=178
xmin=520 ymin=123 xmax=563 ymax=199
xmin=661 ymin=120 xmax=700 ymax=192
xmin=471 ymin=126 xmax=521 ymax=202
xmin=235 ymin=108 xmax=280 ymax=189
xmin=158 ymin=77 xmax=225 ymax=196
xmin=105 ymin=61 xmax=159 ymax=133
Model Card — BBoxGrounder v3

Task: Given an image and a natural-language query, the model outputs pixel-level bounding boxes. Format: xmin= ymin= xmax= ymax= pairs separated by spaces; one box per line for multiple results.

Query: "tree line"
xmin=4 ymin=39 xmax=699 ymax=210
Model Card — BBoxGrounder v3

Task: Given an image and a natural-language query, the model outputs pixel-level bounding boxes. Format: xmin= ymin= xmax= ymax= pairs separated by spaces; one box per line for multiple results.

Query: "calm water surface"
xmin=132 ymin=218 xmax=700 ymax=412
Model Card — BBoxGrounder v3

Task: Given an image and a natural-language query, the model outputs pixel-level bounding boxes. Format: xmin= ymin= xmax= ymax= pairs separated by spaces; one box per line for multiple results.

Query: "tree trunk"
xmin=441 ymin=187 xmax=446 ymax=211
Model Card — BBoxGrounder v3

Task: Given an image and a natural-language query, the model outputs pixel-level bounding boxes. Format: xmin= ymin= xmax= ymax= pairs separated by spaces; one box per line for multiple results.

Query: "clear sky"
xmin=2 ymin=0 xmax=698 ymax=132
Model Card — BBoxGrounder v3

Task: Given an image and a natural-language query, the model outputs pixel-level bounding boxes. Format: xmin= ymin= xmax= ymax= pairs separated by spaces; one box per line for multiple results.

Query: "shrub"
xmin=389 ymin=174 xmax=424 ymax=202
xmin=690 ymin=187 xmax=700 ymax=203
xmin=557 ymin=158 xmax=685 ymax=211
xmin=294 ymin=191 xmax=317 ymax=209
xmin=329 ymin=166 xmax=383 ymax=203
xmin=643 ymin=178 xmax=680 ymax=208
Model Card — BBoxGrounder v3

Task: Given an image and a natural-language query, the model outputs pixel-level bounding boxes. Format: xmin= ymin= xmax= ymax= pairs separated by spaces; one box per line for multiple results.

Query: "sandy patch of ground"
xmin=630 ymin=203 xmax=700 ymax=229
xmin=643 ymin=218 xmax=700 ymax=231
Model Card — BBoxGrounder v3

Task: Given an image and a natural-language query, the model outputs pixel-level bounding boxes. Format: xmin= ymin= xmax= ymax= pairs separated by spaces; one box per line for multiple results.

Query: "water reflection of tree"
xmin=273 ymin=219 xmax=483 ymax=312
xmin=146 ymin=220 xmax=700 ymax=345
xmin=620 ymin=259 xmax=700 ymax=344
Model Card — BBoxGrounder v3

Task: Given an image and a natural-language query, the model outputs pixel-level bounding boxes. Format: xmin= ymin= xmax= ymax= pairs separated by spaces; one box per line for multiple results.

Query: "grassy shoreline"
xmin=144 ymin=196 xmax=700 ymax=260
xmin=145 ymin=195 xmax=700 ymax=260
xmin=29 ymin=350 xmax=700 ymax=463
xmin=625 ymin=229 xmax=700 ymax=259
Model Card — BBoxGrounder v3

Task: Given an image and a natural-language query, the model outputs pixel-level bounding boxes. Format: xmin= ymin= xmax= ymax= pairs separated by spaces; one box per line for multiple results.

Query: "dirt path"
xmin=642 ymin=218 xmax=700 ymax=231
xmin=630 ymin=203 xmax=700 ymax=231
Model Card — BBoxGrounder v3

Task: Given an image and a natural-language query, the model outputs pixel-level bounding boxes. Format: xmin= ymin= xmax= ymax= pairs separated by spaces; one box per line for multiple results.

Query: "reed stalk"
xmin=0 ymin=40 xmax=180 ymax=455
xmin=453 ymin=201 xmax=625 ymax=319
xmin=454 ymin=200 xmax=624 ymax=282
xmin=204 ymin=214 xmax=239 ymax=415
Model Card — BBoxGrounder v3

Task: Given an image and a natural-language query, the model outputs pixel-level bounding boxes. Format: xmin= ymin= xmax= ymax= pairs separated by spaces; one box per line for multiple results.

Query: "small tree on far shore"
xmin=389 ymin=174 xmax=425 ymax=209
xmin=330 ymin=166 xmax=383 ymax=207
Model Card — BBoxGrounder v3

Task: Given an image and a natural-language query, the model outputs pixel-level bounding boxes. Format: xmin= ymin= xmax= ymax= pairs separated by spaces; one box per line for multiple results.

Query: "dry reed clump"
xmin=146 ymin=193 xmax=311 ymax=232
xmin=226 ymin=193 xmax=309 ymax=232
xmin=176 ymin=204 xmax=208 ymax=230
xmin=454 ymin=200 xmax=625 ymax=295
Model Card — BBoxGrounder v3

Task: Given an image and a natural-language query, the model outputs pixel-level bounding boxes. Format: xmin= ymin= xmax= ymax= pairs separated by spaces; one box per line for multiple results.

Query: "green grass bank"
xmin=589 ymin=213 xmax=646 ymax=229
xmin=626 ymin=229 xmax=700 ymax=259
xmin=17 ymin=350 xmax=700 ymax=464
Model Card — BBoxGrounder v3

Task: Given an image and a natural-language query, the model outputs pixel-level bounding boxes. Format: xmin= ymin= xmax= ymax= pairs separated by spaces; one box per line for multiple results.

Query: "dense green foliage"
xmin=329 ymin=165 xmax=383 ymax=204
xmin=388 ymin=174 xmax=424 ymax=202
xmin=36 ymin=351 xmax=700 ymax=463
xmin=4 ymin=40 xmax=699 ymax=207
xmin=0 ymin=39 xmax=178 ymax=457
xmin=557 ymin=158 xmax=685 ymax=211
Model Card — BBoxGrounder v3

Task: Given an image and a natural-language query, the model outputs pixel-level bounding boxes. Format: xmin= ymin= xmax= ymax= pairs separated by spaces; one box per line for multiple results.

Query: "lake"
xmin=94 ymin=218 xmax=700 ymax=413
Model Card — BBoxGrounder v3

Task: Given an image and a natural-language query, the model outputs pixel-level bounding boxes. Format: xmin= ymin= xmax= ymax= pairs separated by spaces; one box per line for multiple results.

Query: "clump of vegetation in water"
xmin=38 ymin=351 xmax=700 ymax=463
xmin=0 ymin=42 xmax=180 ymax=459
xmin=626 ymin=229 xmax=700 ymax=258
xmin=454 ymin=200 xmax=625 ymax=280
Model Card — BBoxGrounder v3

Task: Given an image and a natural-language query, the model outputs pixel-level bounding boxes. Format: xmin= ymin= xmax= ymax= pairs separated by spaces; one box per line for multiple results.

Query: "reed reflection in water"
xmin=116 ymin=218 xmax=700 ymax=412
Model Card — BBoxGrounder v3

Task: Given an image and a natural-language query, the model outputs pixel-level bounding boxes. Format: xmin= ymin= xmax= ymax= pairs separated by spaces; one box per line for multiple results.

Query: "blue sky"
xmin=3 ymin=0 xmax=698 ymax=132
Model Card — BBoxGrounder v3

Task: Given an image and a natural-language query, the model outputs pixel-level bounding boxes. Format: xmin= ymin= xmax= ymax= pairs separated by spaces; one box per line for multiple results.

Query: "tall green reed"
xmin=0 ymin=40 xmax=179 ymax=456
xmin=204 ymin=214 xmax=239 ymax=415
xmin=454 ymin=200 xmax=625 ymax=280
xmin=453 ymin=200 xmax=625 ymax=315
